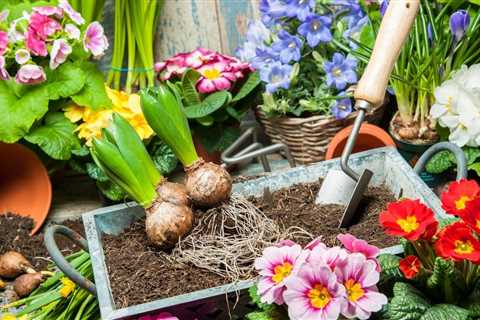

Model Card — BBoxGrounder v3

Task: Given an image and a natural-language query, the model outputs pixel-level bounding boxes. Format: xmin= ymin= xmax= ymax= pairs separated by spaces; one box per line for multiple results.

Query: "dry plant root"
xmin=13 ymin=272 xmax=44 ymax=297
xmin=185 ymin=159 xmax=233 ymax=207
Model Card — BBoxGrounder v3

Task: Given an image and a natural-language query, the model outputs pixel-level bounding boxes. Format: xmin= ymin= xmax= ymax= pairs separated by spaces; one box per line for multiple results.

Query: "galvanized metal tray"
xmin=71 ymin=147 xmax=445 ymax=319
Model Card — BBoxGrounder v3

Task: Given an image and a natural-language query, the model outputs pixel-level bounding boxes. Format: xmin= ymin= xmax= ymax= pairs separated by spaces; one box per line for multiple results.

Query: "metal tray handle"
xmin=44 ymin=225 xmax=97 ymax=296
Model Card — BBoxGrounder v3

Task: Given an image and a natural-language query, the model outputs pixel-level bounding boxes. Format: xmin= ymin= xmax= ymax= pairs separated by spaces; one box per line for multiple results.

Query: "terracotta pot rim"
xmin=325 ymin=123 xmax=396 ymax=160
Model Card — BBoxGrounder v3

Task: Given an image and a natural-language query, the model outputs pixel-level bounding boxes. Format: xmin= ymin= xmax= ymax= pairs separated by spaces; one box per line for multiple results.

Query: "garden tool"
xmin=316 ymin=0 xmax=420 ymax=228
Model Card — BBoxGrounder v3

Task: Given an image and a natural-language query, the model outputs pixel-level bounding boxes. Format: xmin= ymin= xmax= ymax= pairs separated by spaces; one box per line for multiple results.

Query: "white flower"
xmin=65 ymin=24 xmax=80 ymax=40
xmin=430 ymin=79 xmax=461 ymax=128
xmin=15 ymin=49 xmax=30 ymax=65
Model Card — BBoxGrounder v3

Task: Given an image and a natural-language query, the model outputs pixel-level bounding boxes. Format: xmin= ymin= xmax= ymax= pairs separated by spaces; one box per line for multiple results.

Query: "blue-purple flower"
xmin=324 ymin=53 xmax=358 ymax=90
xmin=259 ymin=61 xmax=292 ymax=93
xmin=298 ymin=14 xmax=332 ymax=48
xmin=332 ymin=94 xmax=353 ymax=119
xmin=343 ymin=16 xmax=368 ymax=49
xmin=450 ymin=10 xmax=470 ymax=43
xmin=236 ymin=20 xmax=271 ymax=61
xmin=259 ymin=0 xmax=289 ymax=26
xmin=379 ymin=0 xmax=388 ymax=17
xmin=251 ymin=47 xmax=279 ymax=69
xmin=272 ymin=30 xmax=302 ymax=63
xmin=286 ymin=0 xmax=315 ymax=21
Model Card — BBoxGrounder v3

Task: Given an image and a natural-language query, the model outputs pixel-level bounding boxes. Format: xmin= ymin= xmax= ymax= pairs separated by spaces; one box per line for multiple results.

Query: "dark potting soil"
xmin=103 ymin=181 xmax=397 ymax=309
xmin=0 ymin=213 xmax=85 ymax=271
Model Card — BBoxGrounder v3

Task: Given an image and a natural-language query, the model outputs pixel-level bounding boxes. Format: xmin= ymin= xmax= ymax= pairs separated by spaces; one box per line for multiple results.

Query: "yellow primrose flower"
xmin=64 ymin=104 xmax=85 ymax=123
xmin=59 ymin=277 xmax=76 ymax=298
xmin=106 ymin=85 xmax=129 ymax=107
xmin=1 ymin=314 xmax=16 ymax=320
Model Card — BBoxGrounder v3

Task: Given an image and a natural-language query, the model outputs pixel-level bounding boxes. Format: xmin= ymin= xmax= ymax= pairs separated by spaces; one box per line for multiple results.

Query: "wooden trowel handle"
xmin=354 ymin=0 xmax=419 ymax=107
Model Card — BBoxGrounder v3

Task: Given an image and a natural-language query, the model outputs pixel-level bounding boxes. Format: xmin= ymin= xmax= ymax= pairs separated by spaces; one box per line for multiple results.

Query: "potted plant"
xmin=375 ymin=179 xmax=480 ymax=319
xmin=154 ymin=48 xmax=260 ymax=163
xmin=236 ymin=0 xmax=387 ymax=164
xmin=345 ymin=1 xmax=480 ymax=161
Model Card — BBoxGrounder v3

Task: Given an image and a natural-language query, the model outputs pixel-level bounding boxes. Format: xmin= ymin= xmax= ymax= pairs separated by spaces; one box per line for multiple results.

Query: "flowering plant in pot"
xmin=235 ymin=0 xmax=389 ymax=163
xmin=374 ymin=179 xmax=480 ymax=319
xmin=0 ymin=0 xmax=110 ymax=164
xmin=154 ymin=48 xmax=260 ymax=157
xmin=425 ymin=63 xmax=480 ymax=179
xmin=246 ymin=235 xmax=388 ymax=320
xmin=348 ymin=1 xmax=480 ymax=150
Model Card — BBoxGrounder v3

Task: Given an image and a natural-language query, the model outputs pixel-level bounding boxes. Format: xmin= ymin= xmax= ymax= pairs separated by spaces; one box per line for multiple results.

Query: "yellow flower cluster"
xmin=59 ymin=277 xmax=76 ymax=298
xmin=64 ymin=86 xmax=154 ymax=145
xmin=0 ymin=314 xmax=27 ymax=320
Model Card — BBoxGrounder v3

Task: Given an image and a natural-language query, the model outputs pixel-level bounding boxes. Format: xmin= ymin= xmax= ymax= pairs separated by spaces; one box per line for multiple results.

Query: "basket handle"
xmin=44 ymin=225 xmax=97 ymax=296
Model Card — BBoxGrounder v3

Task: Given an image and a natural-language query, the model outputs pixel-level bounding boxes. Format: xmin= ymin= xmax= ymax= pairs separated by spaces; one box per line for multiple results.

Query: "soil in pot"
xmin=103 ymin=181 xmax=397 ymax=309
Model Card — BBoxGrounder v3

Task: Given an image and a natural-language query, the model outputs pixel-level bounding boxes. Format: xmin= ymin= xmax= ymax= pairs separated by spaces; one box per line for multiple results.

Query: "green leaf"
xmin=72 ymin=145 xmax=90 ymax=157
xmin=68 ymin=157 xmax=87 ymax=174
xmin=426 ymin=257 xmax=455 ymax=291
xmin=25 ymin=112 xmax=80 ymax=160
xmin=71 ymin=61 xmax=112 ymax=110
xmin=468 ymin=163 xmax=480 ymax=176
xmin=425 ymin=150 xmax=455 ymax=174
xmin=378 ymin=254 xmax=402 ymax=283
xmin=184 ymin=91 xmax=231 ymax=119
xmin=181 ymin=69 xmax=202 ymax=106
xmin=196 ymin=115 xmax=215 ymax=126
xmin=86 ymin=162 xmax=109 ymax=182
xmin=45 ymin=62 xmax=86 ymax=100
xmin=463 ymin=281 xmax=480 ymax=317
xmin=385 ymin=282 xmax=430 ymax=320
xmin=245 ymin=310 xmax=286 ymax=320
xmin=420 ymin=304 xmax=470 ymax=320
xmin=96 ymin=180 xmax=127 ymax=202
xmin=0 ymin=81 xmax=49 ymax=143
xmin=232 ymin=71 xmax=260 ymax=102
xmin=249 ymin=285 xmax=272 ymax=311
xmin=469 ymin=0 xmax=480 ymax=5
xmin=149 ymin=139 xmax=178 ymax=175
xmin=194 ymin=124 xmax=240 ymax=153
xmin=464 ymin=147 xmax=480 ymax=165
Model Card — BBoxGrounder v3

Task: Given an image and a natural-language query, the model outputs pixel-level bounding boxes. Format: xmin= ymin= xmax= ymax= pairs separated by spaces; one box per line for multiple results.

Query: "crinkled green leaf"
xmin=463 ymin=281 xmax=480 ymax=317
xmin=464 ymin=147 xmax=480 ymax=165
xmin=249 ymin=285 xmax=272 ymax=311
xmin=72 ymin=145 xmax=90 ymax=157
xmin=25 ymin=112 xmax=80 ymax=160
xmin=378 ymin=254 xmax=402 ymax=283
xmin=232 ymin=71 xmax=260 ymax=102
xmin=71 ymin=61 xmax=112 ymax=110
xmin=68 ymin=157 xmax=87 ymax=174
xmin=184 ymin=91 xmax=231 ymax=118
xmin=420 ymin=304 xmax=469 ymax=320
xmin=468 ymin=163 xmax=480 ymax=176
xmin=426 ymin=257 xmax=455 ymax=291
xmin=245 ymin=310 xmax=286 ymax=320
xmin=181 ymin=69 xmax=202 ymax=106
xmin=96 ymin=180 xmax=127 ymax=202
xmin=45 ymin=62 xmax=86 ymax=100
xmin=385 ymin=282 xmax=430 ymax=320
xmin=86 ymin=162 xmax=109 ymax=182
xmin=0 ymin=81 xmax=49 ymax=143
xmin=425 ymin=150 xmax=455 ymax=174
xmin=148 ymin=139 xmax=178 ymax=175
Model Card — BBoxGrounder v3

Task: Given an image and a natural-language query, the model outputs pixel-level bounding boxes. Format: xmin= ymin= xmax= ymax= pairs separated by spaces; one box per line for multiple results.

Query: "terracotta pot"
xmin=193 ymin=135 xmax=221 ymax=164
xmin=325 ymin=123 xmax=395 ymax=160
xmin=0 ymin=143 xmax=52 ymax=235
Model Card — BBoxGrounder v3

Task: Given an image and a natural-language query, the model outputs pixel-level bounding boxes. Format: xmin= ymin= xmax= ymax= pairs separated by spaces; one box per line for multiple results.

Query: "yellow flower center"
xmin=308 ymin=284 xmax=331 ymax=309
xmin=455 ymin=196 xmax=471 ymax=210
xmin=396 ymin=215 xmax=419 ymax=233
xmin=202 ymin=68 xmax=221 ymax=80
xmin=271 ymin=262 xmax=293 ymax=284
xmin=345 ymin=279 xmax=365 ymax=302
xmin=332 ymin=67 xmax=342 ymax=77
xmin=454 ymin=240 xmax=474 ymax=254
xmin=1 ymin=314 xmax=16 ymax=320
xmin=59 ymin=277 xmax=76 ymax=298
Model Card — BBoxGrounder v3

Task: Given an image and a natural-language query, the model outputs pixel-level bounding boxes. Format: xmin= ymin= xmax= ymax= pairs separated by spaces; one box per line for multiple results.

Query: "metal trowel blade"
xmin=338 ymin=169 xmax=373 ymax=228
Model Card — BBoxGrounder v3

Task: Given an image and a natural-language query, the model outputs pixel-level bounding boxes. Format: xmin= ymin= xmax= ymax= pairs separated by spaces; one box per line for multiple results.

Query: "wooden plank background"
xmin=155 ymin=0 xmax=260 ymax=60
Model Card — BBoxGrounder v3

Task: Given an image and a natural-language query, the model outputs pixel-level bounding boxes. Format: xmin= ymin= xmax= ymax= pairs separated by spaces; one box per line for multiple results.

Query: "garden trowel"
xmin=316 ymin=0 xmax=420 ymax=228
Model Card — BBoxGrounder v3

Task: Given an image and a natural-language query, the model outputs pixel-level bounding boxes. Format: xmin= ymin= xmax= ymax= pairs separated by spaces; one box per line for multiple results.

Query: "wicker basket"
xmin=256 ymin=103 xmax=386 ymax=164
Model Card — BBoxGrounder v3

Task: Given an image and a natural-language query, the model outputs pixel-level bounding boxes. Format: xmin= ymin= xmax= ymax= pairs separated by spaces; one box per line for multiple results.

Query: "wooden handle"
xmin=354 ymin=0 xmax=419 ymax=106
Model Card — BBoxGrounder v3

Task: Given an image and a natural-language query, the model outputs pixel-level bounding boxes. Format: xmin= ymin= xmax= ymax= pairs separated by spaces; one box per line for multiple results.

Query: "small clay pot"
xmin=325 ymin=123 xmax=396 ymax=160
xmin=0 ymin=143 xmax=52 ymax=235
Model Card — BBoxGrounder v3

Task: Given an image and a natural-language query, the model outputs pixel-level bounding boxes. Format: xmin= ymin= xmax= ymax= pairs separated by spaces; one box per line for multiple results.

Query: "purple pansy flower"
xmin=272 ymin=30 xmax=302 ymax=64
xmin=286 ymin=0 xmax=316 ymax=21
xmin=450 ymin=10 xmax=470 ymax=43
xmin=0 ymin=56 xmax=10 ymax=80
xmin=324 ymin=53 xmax=358 ymax=90
xmin=259 ymin=61 xmax=292 ymax=94
xmin=331 ymin=94 xmax=353 ymax=120
xmin=83 ymin=22 xmax=108 ymax=58
xmin=298 ymin=14 xmax=332 ymax=48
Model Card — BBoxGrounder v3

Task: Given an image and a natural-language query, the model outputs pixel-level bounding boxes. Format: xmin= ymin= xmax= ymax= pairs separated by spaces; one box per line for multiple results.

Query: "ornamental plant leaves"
xmin=463 ymin=281 xmax=480 ymax=317
xmin=0 ymin=81 xmax=49 ymax=143
xmin=25 ymin=112 xmax=80 ymax=160
xmin=419 ymin=304 xmax=470 ymax=320
xmin=231 ymin=71 xmax=261 ymax=102
xmin=378 ymin=254 xmax=402 ymax=283
xmin=181 ymin=69 xmax=202 ymax=106
xmin=86 ymin=162 xmax=110 ymax=182
xmin=425 ymin=150 xmax=456 ymax=174
xmin=184 ymin=90 xmax=231 ymax=119
xmin=385 ymin=283 xmax=431 ymax=320
xmin=426 ymin=257 xmax=455 ymax=294
xmin=44 ymin=62 xmax=86 ymax=100
xmin=96 ymin=180 xmax=127 ymax=202
xmin=248 ymin=285 xmax=272 ymax=311
xmin=71 ymin=61 xmax=112 ymax=110
xmin=148 ymin=139 xmax=178 ymax=175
